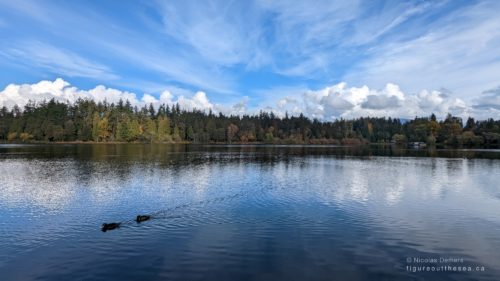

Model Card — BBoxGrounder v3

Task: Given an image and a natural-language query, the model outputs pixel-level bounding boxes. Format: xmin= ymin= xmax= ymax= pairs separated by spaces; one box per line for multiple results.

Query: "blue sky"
xmin=0 ymin=0 xmax=499 ymax=119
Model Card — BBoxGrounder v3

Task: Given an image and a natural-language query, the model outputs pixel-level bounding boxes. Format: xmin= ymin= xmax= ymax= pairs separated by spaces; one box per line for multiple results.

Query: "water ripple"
xmin=1 ymin=145 xmax=500 ymax=281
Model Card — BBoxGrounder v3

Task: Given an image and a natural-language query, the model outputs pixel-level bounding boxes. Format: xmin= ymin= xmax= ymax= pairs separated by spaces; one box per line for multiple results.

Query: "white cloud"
xmin=255 ymin=0 xmax=359 ymax=76
xmin=140 ymin=93 xmax=158 ymax=105
xmin=1 ymin=78 xmax=497 ymax=120
xmin=361 ymin=83 xmax=405 ymax=109
xmin=152 ymin=0 xmax=414 ymax=78
xmin=0 ymin=78 xmax=138 ymax=108
xmin=2 ymin=0 xmax=498 ymax=107
xmin=471 ymin=87 xmax=500 ymax=118
xmin=159 ymin=91 xmax=174 ymax=104
xmin=99 ymin=40 xmax=234 ymax=94
xmin=258 ymin=82 xmax=481 ymax=120
xmin=362 ymin=95 xmax=400 ymax=110
xmin=229 ymin=97 xmax=249 ymax=116
xmin=156 ymin=1 xmax=261 ymax=67
xmin=0 ymin=78 xmax=245 ymax=115
xmin=177 ymin=92 xmax=212 ymax=111
xmin=344 ymin=0 xmax=500 ymax=101
xmin=0 ymin=41 xmax=118 ymax=80
xmin=344 ymin=1 xmax=436 ymax=46
xmin=0 ymin=0 xmax=235 ymax=94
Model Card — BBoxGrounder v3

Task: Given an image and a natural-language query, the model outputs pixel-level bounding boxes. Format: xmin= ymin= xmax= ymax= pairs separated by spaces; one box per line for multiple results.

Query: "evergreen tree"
xmin=0 ymin=98 xmax=499 ymax=147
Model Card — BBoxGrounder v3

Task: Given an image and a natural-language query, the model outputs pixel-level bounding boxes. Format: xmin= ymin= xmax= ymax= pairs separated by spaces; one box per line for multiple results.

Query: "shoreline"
xmin=1 ymin=140 xmax=499 ymax=149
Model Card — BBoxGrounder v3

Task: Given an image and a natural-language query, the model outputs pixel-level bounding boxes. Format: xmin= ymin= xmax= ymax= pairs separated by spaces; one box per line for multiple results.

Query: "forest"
xmin=0 ymin=98 xmax=499 ymax=147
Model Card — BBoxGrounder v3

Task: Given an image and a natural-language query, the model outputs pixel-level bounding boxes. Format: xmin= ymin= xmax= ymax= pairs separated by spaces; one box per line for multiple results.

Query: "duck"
xmin=135 ymin=215 xmax=151 ymax=223
xmin=101 ymin=222 xmax=121 ymax=232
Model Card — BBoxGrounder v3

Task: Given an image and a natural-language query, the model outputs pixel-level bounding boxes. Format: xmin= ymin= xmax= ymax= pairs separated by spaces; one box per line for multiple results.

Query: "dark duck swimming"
xmin=101 ymin=222 xmax=121 ymax=232
xmin=136 ymin=215 xmax=151 ymax=223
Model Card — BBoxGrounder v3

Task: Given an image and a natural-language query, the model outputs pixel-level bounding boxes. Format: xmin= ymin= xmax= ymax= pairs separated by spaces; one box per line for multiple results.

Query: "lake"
xmin=0 ymin=144 xmax=499 ymax=281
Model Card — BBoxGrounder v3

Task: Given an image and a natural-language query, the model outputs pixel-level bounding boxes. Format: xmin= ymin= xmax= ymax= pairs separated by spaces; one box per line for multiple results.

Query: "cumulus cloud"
xmin=417 ymin=90 xmax=445 ymax=110
xmin=416 ymin=89 xmax=468 ymax=116
xmin=362 ymin=95 xmax=399 ymax=109
xmin=1 ymin=78 xmax=496 ymax=120
xmin=0 ymin=78 xmax=242 ymax=115
xmin=177 ymin=92 xmax=212 ymax=111
xmin=361 ymin=83 xmax=404 ymax=110
xmin=320 ymin=94 xmax=354 ymax=117
xmin=261 ymin=82 xmax=479 ymax=120
xmin=0 ymin=78 xmax=139 ymax=108
xmin=228 ymin=97 xmax=250 ymax=116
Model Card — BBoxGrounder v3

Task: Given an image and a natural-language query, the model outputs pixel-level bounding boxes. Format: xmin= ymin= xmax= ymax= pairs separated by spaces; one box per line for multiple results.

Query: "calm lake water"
xmin=1 ymin=144 xmax=500 ymax=281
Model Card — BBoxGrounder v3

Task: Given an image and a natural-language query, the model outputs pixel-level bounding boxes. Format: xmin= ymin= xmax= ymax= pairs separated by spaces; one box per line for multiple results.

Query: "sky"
xmin=0 ymin=0 xmax=499 ymax=120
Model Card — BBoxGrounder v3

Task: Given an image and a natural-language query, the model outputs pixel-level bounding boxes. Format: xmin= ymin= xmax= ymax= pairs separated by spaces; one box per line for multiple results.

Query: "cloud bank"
xmin=274 ymin=83 xmax=480 ymax=120
xmin=1 ymin=79 xmax=498 ymax=120
xmin=0 ymin=78 xmax=246 ymax=116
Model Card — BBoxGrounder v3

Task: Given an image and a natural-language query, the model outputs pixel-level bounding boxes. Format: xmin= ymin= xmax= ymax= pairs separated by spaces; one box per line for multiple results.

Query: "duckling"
xmin=101 ymin=222 xmax=121 ymax=232
xmin=135 ymin=215 xmax=151 ymax=223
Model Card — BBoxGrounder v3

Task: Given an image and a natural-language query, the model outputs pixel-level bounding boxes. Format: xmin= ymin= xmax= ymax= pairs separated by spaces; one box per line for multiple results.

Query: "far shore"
xmin=2 ymin=138 xmax=349 ymax=145
xmin=1 ymin=140 xmax=499 ymax=149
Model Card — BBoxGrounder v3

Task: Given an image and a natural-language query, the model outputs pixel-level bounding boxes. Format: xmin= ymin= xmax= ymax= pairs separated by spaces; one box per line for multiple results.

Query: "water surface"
xmin=1 ymin=144 xmax=499 ymax=281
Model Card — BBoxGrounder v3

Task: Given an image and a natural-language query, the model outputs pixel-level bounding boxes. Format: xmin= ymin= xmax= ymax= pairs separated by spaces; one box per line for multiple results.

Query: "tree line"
xmin=0 ymin=99 xmax=499 ymax=147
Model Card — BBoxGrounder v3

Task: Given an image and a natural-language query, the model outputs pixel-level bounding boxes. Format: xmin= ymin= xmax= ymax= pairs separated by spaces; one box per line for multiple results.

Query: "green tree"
xmin=126 ymin=118 xmax=141 ymax=141
xmin=64 ymin=120 xmax=76 ymax=141
xmin=92 ymin=112 xmax=100 ymax=141
xmin=144 ymin=117 xmax=157 ymax=142
xmin=157 ymin=116 xmax=171 ymax=142
xmin=186 ymin=126 xmax=195 ymax=141
xmin=172 ymin=126 xmax=182 ymax=142
xmin=52 ymin=125 xmax=64 ymax=141
xmin=392 ymin=133 xmax=407 ymax=144
xmin=1 ymin=98 xmax=500 ymax=148
xmin=97 ymin=117 xmax=110 ymax=141
xmin=116 ymin=116 xmax=129 ymax=141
